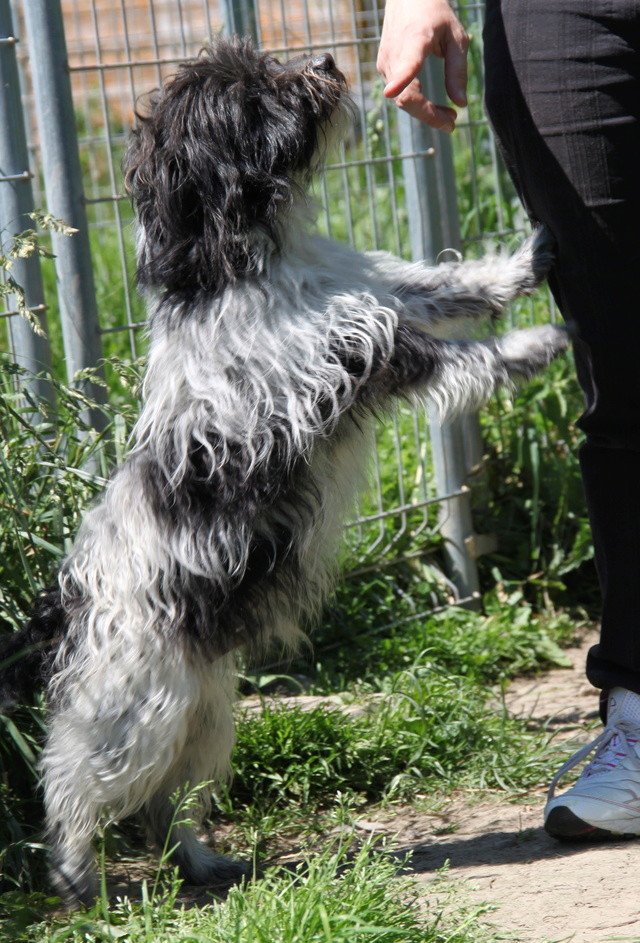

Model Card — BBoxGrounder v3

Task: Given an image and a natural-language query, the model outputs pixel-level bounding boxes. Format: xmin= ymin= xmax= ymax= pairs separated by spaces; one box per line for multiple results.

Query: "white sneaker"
xmin=544 ymin=687 xmax=640 ymax=839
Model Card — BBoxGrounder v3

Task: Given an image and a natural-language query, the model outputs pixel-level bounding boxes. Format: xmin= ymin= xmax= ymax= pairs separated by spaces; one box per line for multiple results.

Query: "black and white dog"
xmin=0 ymin=36 xmax=567 ymax=904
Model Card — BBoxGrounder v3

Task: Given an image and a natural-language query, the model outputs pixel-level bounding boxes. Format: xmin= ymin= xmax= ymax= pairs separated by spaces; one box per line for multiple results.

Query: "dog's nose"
xmin=309 ymin=52 xmax=336 ymax=73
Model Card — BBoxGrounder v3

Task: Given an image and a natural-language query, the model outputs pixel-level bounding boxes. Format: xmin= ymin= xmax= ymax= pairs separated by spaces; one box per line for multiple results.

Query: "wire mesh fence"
xmin=0 ymin=0 xmax=546 ymax=613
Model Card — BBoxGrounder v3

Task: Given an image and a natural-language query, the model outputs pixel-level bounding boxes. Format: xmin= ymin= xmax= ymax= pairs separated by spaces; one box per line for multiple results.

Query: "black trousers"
xmin=483 ymin=0 xmax=640 ymax=693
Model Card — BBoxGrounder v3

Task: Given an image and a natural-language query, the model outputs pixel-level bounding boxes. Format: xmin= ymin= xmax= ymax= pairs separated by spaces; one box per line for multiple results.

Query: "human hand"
xmin=377 ymin=0 xmax=469 ymax=132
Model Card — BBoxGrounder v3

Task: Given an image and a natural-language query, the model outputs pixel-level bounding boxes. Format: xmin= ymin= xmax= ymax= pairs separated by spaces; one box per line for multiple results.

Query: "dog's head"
xmin=123 ymin=36 xmax=349 ymax=294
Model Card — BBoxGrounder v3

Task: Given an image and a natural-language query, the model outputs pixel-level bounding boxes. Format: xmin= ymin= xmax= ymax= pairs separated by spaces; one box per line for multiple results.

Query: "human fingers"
xmin=443 ymin=25 xmax=470 ymax=107
xmin=393 ymin=77 xmax=458 ymax=132
xmin=378 ymin=46 xmax=426 ymax=99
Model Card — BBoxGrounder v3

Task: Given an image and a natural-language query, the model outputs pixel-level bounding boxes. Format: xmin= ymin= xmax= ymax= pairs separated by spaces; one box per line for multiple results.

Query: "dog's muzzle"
xmin=308 ymin=52 xmax=337 ymax=74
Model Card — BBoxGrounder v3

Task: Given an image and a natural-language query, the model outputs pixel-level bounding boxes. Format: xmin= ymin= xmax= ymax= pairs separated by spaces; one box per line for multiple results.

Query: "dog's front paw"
xmin=497 ymin=323 xmax=569 ymax=380
xmin=511 ymin=226 xmax=556 ymax=295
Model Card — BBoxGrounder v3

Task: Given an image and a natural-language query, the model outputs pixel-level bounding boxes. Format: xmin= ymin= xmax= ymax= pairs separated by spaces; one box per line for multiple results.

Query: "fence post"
xmin=398 ymin=56 xmax=481 ymax=606
xmin=21 ymin=0 xmax=106 ymax=431
xmin=0 ymin=0 xmax=53 ymax=408
xmin=220 ymin=0 xmax=259 ymax=40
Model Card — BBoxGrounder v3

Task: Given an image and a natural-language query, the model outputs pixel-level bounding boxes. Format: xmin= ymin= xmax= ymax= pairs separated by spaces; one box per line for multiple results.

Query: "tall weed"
xmin=0 ymin=360 xmax=139 ymax=890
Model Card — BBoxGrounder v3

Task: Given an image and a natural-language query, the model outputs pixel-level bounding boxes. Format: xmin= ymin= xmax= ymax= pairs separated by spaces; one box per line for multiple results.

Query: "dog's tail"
xmin=0 ymin=585 xmax=66 ymax=712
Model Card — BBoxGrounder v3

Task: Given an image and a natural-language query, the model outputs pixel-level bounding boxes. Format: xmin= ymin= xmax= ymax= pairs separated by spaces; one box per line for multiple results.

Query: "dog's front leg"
xmin=369 ymin=227 xmax=554 ymax=334
xmin=364 ymin=319 xmax=568 ymax=415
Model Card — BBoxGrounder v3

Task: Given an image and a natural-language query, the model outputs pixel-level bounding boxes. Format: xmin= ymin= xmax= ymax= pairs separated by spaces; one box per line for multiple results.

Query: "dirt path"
xmin=355 ymin=630 xmax=640 ymax=943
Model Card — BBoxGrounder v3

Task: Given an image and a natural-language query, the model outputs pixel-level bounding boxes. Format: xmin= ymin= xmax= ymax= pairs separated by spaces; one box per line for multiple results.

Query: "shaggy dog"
xmin=0 ymin=36 xmax=567 ymax=905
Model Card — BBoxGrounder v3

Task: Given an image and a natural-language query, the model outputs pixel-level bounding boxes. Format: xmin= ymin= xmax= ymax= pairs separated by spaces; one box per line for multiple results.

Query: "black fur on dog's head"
xmin=123 ymin=35 xmax=349 ymax=294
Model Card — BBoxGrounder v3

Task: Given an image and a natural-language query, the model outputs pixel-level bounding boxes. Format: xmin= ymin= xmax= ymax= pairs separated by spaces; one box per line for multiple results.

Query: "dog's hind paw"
xmin=179 ymin=851 xmax=254 ymax=889
xmin=50 ymin=860 xmax=99 ymax=909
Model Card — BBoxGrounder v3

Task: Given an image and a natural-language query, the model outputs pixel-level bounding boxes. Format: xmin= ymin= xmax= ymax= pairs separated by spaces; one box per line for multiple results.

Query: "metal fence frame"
xmin=0 ymin=0 xmax=532 ymax=609
xmin=0 ymin=0 xmax=51 ymax=407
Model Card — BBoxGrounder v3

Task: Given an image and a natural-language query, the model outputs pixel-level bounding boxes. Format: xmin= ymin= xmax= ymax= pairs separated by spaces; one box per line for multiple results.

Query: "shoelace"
xmin=547 ymin=719 xmax=640 ymax=802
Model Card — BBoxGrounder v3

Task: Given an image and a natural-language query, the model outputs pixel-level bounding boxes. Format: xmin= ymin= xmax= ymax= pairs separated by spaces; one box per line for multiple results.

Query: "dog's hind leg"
xmin=41 ymin=642 xmax=226 ymax=905
xmin=141 ymin=657 xmax=250 ymax=888
xmin=42 ymin=713 xmax=102 ymax=906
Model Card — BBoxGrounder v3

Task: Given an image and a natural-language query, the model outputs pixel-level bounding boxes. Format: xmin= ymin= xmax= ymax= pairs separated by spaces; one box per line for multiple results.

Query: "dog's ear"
xmin=123 ymin=37 xmax=345 ymax=294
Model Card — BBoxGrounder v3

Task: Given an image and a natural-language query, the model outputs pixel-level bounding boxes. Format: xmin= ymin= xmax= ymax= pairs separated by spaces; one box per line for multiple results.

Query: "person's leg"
xmin=483 ymin=0 xmax=640 ymax=838
xmin=484 ymin=0 xmax=640 ymax=692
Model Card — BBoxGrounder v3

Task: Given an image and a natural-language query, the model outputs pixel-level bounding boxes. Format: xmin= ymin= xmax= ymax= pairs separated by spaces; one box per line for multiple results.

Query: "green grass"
xmin=1 ymin=839 xmax=496 ymax=943
xmin=229 ymin=673 xmax=565 ymax=815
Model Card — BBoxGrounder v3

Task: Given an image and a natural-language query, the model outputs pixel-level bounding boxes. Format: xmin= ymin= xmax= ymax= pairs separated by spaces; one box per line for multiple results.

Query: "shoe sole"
xmin=545 ymin=806 xmax=640 ymax=842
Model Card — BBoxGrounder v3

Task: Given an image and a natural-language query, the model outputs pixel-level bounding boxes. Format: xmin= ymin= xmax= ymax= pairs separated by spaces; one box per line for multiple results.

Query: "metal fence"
xmin=0 ymin=0 xmax=536 ymax=615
